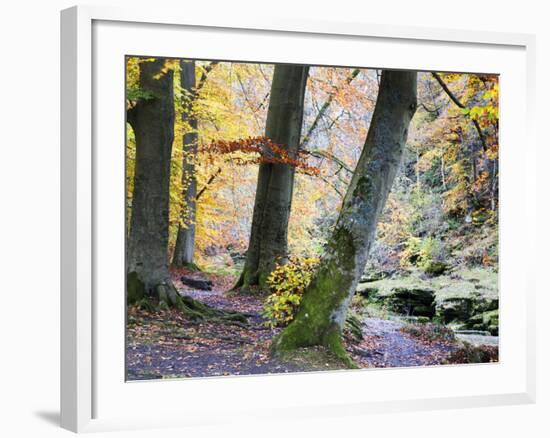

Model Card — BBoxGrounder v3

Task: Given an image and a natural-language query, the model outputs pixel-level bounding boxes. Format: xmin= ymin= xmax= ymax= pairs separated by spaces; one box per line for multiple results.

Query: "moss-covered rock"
xmin=422 ymin=261 xmax=448 ymax=276
xmin=432 ymin=268 xmax=498 ymax=328
xmin=359 ymin=270 xmax=392 ymax=283
xmin=385 ymin=287 xmax=436 ymax=317
xmin=468 ymin=309 xmax=499 ymax=335
xmin=356 ymin=268 xmax=498 ymax=331
xmin=357 ymin=275 xmax=435 ymax=317
xmin=436 ymin=296 xmax=474 ymax=323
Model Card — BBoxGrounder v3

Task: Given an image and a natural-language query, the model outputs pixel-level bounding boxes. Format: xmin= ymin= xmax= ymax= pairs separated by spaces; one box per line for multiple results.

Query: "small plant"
xmin=472 ymin=207 xmax=495 ymax=226
xmin=262 ymin=256 xmax=318 ymax=328
xmin=400 ymin=236 xmax=448 ymax=275
xmin=444 ymin=342 xmax=498 ymax=364
xmin=401 ymin=322 xmax=456 ymax=343
xmin=400 ymin=236 xmax=423 ymax=266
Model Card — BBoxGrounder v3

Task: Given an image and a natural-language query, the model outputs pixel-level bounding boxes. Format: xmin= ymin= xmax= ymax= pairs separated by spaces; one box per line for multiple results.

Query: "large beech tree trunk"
xmin=126 ymin=58 xmax=178 ymax=304
xmin=172 ymin=60 xmax=199 ymax=268
xmin=236 ymin=64 xmax=309 ymax=290
xmin=271 ymin=70 xmax=418 ymax=364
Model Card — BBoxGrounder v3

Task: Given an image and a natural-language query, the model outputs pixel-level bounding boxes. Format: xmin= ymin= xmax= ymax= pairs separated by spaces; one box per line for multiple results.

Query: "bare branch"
xmin=300 ymin=68 xmax=360 ymax=149
xmin=431 ymin=72 xmax=487 ymax=151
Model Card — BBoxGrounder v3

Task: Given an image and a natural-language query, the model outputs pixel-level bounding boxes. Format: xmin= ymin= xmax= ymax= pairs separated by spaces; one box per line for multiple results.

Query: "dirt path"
xmin=126 ymin=273 xmax=459 ymax=379
xmin=126 ymin=275 xmax=351 ymax=379
xmin=356 ymin=318 xmax=457 ymax=368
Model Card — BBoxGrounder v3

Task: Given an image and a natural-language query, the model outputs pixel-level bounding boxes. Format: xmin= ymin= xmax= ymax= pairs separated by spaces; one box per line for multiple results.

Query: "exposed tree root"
xmin=230 ymin=268 xmax=272 ymax=295
xmin=270 ymin=321 xmax=358 ymax=369
xmin=128 ymin=274 xmax=248 ymax=324
xmin=344 ymin=313 xmax=364 ymax=343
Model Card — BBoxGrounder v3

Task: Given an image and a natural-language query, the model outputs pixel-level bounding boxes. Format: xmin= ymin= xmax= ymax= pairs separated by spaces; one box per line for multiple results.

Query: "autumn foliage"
xmin=204 ymin=136 xmax=320 ymax=176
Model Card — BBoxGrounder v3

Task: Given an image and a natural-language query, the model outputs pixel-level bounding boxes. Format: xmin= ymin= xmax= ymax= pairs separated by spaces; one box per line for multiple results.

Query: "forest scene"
xmin=125 ymin=57 xmax=499 ymax=380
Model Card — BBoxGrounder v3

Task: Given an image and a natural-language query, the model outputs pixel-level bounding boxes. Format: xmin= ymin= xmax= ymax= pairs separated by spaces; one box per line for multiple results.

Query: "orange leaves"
xmin=204 ymin=136 xmax=321 ymax=176
xmin=473 ymin=171 xmax=490 ymax=193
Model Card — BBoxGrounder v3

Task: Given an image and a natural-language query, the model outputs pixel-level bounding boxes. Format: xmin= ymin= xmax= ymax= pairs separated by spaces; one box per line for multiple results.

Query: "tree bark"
xmin=236 ymin=64 xmax=309 ymax=290
xmin=271 ymin=70 xmax=418 ymax=364
xmin=172 ymin=60 xmax=199 ymax=268
xmin=126 ymin=58 xmax=178 ymax=304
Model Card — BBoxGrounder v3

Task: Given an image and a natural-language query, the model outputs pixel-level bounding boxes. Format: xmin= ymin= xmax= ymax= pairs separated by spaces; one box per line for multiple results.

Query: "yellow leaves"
xmin=377 ymin=194 xmax=412 ymax=246
xmin=262 ymin=256 xmax=319 ymax=328
xmin=126 ymin=57 xmax=140 ymax=89
xmin=443 ymin=181 xmax=470 ymax=215
xmin=152 ymin=59 xmax=178 ymax=80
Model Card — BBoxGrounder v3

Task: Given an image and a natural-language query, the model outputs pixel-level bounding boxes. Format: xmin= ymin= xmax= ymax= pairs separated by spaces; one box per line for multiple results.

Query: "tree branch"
xmin=431 ymin=72 xmax=487 ymax=151
xmin=303 ymin=149 xmax=353 ymax=174
xmin=300 ymin=68 xmax=360 ymax=149
xmin=196 ymin=167 xmax=222 ymax=201
xmin=196 ymin=61 xmax=219 ymax=92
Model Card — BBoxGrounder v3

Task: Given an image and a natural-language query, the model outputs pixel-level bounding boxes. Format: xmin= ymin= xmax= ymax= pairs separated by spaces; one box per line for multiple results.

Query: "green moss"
xmin=275 ymin=346 xmax=356 ymax=371
xmin=234 ymin=267 xmax=268 ymax=295
xmin=127 ymin=271 xmax=146 ymax=304
xmin=365 ymin=275 xmax=431 ymax=298
xmin=360 ymin=268 xmax=498 ymax=328
xmin=353 ymin=176 xmax=371 ymax=201
xmin=257 ymin=270 xmax=270 ymax=290
xmin=323 ymin=326 xmax=359 ymax=368
xmin=182 ymin=262 xmax=201 ymax=272
xmin=271 ymin=226 xmax=358 ymax=368
xmin=468 ymin=309 xmax=499 ymax=335
xmin=422 ymin=261 xmax=448 ymax=275
xmin=366 ymin=268 xmax=497 ymax=303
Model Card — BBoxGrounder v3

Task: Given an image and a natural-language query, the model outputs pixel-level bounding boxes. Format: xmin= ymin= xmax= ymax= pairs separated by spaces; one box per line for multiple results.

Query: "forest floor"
xmin=127 ymin=269 xmax=463 ymax=380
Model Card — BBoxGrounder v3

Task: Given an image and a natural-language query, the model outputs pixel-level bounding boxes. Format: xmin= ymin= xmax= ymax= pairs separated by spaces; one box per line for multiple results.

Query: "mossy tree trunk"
xmin=172 ymin=60 xmax=199 ymax=269
xmin=236 ymin=64 xmax=309 ymax=290
xmin=271 ymin=70 xmax=418 ymax=364
xmin=126 ymin=58 xmax=179 ymax=305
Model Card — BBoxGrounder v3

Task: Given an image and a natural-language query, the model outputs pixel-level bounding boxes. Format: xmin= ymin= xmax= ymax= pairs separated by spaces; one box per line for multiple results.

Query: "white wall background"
xmin=0 ymin=1 xmax=546 ymax=437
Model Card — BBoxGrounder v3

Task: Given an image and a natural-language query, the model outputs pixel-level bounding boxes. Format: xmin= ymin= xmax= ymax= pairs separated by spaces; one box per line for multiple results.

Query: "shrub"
xmin=400 ymin=236 xmax=448 ymax=275
xmin=400 ymin=236 xmax=423 ymax=266
xmin=401 ymin=322 xmax=456 ymax=343
xmin=262 ymin=256 xmax=318 ymax=328
xmin=444 ymin=342 xmax=498 ymax=364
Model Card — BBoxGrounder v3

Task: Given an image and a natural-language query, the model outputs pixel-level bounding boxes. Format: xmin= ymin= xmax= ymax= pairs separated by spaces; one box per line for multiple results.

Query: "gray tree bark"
xmin=271 ymin=70 xmax=418 ymax=364
xmin=126 ymin=58 xmax=177 ymax=304
xmin=172 ymin=60 xmax=199 ymax=268
xmin=236 ymin=64 xmax=309 ymax=290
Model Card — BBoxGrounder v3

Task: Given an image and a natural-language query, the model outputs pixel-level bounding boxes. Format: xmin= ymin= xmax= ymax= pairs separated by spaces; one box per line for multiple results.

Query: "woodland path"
xmin=126 ymin=273 xmax=342 ymax=380
xmin=126 ymin=272 xmax=459 ymax=380
xmin=355 ymin=318 xmax=457 ymax=368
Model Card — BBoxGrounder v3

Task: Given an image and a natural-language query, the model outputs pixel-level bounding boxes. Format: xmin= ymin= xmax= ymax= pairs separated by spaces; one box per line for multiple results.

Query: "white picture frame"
xmin=60 ymin=4 xmax=536 ymax=433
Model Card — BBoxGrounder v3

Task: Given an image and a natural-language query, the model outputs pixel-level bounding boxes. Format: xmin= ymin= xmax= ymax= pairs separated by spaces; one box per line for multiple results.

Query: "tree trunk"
xmin=236 ymin=64 xmax=309 ymax=290
xmin=271 ymin=70 xmax=418 ymax=364
xmin=126 ymin=58 xmax=178 ymax=304
xmin=490 ymin=158 xmax=498 ymax=212
xmin=172 ymin=60 xmax=199 ymax=268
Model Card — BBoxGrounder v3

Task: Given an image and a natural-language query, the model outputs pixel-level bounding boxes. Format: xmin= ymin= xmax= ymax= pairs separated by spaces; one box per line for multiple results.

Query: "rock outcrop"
xmin=357 ymin=268 xmax=498 ymax=335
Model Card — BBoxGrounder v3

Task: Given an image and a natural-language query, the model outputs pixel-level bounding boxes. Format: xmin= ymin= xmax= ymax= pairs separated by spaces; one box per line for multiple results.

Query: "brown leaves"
xmin=204 ymin=136 xmax=321 ymax=176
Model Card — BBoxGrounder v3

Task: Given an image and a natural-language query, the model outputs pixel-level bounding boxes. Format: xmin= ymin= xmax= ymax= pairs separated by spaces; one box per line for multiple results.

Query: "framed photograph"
xmin=61 ymin=4 xmax=536 ymax=433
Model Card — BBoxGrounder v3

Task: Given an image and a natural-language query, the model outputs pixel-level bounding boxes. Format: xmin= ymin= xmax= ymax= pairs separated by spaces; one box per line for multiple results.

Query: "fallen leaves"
xmin=127 ymin=271 xmax=492 ymax=380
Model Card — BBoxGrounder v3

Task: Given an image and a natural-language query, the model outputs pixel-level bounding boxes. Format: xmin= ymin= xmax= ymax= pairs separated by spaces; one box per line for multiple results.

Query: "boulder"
xmin=356 ymin=268 xmax=498 ymax=332
xmin=468 ymin=309 xmax=499 ymax=335
xmin=359 ymin=270 xmax=392 ymax=283
xmin=435 ymin=296 xmax=474 ymax=324
xmin=356 ymin=283 xmax=379 ymax=298
xmin=384 ymin=287 xmax=436 ymax=317
xmin=356 ymin=276 xmax=435 ymax=317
